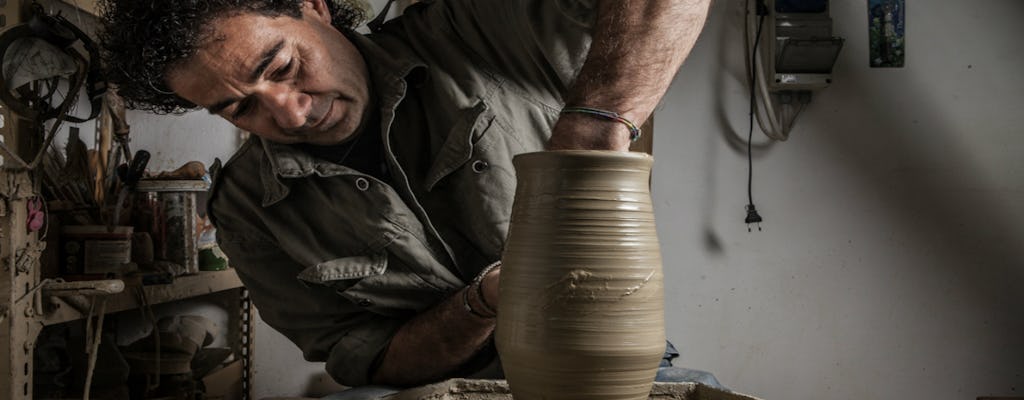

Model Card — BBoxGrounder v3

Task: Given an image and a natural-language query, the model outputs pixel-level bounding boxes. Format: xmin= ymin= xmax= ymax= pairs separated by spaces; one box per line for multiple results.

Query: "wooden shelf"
xmin=42 ymin=269 xmax=243 ymax=325
xmin=58 ymin=0 xmax=99 ymax=16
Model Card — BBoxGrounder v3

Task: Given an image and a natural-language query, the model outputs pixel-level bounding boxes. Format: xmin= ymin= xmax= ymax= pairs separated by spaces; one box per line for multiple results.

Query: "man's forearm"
xmin=550 ymin=0 xmax=711 ymax=150
xmin=370 ymin=272 xmax=500 ymax=386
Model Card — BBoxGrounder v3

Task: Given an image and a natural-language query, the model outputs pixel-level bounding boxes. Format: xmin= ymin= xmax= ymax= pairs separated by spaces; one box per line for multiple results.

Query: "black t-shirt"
xmin=295 ymin=125 xmax=390 ymax=183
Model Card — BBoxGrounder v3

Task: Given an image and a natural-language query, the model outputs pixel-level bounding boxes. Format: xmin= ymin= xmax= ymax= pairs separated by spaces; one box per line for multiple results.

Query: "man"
xmin=99 ymin=0 xmax=711 ymax=389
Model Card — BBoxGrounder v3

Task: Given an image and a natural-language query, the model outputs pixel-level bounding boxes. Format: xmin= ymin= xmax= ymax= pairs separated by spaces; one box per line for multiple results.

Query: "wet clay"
xmin=496 ymin=151 xmax=665 ymax=400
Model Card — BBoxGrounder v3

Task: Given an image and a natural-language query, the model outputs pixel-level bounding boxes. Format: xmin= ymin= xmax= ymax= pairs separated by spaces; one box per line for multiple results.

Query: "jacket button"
xmin=471 ymin=160 xmax=489 ymax=173
xmin=357 ymin=299 xmax=373 ymax=307
xmin=355 ymin=177 xmax=370 ymax=191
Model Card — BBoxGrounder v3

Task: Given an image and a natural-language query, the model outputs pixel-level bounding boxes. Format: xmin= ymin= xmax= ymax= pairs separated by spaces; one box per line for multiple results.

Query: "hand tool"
xmin=108 ymin=149 xmax=149 ymax=231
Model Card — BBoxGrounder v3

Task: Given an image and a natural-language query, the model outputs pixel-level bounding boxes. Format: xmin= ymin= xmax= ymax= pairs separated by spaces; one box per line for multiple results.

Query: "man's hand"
xmin=370 ymin=265 xmax=502 ymax=386
xmin=548 ymin=0 xmax=710 ymax=151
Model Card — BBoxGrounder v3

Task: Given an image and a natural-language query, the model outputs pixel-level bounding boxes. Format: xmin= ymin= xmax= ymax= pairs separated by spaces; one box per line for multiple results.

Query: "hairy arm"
xmin=548 ymin=0 xmax=711 ymax=151
xmin=371 ymin=268 xmax=501 ymax=386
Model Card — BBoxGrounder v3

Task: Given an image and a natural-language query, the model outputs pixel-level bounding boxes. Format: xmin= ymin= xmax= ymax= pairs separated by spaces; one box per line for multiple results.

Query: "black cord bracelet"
xmin=561 ymin=106 xmax=642 ymax=142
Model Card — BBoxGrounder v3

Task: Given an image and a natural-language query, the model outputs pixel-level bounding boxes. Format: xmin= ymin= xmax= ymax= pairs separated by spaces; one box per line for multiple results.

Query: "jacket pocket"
xmin=296 ymin=252 xmax=446 ymax=316
xmin=424 ymin=101 xmax=495 ymax=192
xmin=297 ymin=253 xmax=388 ymax=293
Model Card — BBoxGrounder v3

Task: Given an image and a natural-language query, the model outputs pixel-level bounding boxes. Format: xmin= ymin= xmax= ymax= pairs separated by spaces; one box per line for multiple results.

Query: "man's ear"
xmin=303 ymin=0 xmax=333 ymax=24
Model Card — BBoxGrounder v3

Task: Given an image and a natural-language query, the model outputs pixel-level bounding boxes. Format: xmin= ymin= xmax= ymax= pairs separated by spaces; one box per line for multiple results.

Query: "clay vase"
xmin=496 ymin=150 xmax=665 ymax=400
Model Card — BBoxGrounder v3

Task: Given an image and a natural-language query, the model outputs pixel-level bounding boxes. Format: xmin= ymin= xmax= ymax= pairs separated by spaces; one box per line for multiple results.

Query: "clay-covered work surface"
xmin=382 ymin=379 xmax=762 ymax=400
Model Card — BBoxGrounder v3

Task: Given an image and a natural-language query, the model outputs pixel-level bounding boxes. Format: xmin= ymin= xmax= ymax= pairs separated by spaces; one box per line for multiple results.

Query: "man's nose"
xmin=261 ymin=84 xmax=311 ymax=130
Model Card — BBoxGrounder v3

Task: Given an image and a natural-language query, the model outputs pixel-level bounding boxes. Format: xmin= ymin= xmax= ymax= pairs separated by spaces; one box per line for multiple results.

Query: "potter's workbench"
xmin=267 ymin=378 xmax=762 ymax=400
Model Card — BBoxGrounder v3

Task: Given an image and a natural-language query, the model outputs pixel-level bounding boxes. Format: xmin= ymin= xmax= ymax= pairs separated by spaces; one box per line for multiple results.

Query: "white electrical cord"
xmin=745 ymin=0 xmax=805 ymax=141
xmin=744 ymin=0 xmax=781 ymax=138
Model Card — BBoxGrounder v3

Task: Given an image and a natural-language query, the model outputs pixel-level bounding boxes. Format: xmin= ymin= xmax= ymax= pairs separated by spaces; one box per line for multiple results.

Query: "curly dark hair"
xmin=98 ymin=0 xmax=368 ymax=114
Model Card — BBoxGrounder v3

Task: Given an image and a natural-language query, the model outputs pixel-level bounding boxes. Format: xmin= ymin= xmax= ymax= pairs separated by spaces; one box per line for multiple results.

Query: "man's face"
xmin=166 ymin=0 xmax=370 ymax=145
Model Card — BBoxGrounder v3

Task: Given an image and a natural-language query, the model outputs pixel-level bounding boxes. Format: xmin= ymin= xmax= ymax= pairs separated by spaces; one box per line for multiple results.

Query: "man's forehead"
xmin=198 ymin=12 xmax=279 ymax=53
xmin=166 ymin=36 xmax=257 ymax=106
xmin=189 ymin=18 xmax=279 ymax=76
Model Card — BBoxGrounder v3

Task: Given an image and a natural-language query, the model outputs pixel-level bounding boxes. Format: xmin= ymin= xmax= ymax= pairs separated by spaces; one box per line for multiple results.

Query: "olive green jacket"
xmin=208 ymin=0 xmax=595 ymax=386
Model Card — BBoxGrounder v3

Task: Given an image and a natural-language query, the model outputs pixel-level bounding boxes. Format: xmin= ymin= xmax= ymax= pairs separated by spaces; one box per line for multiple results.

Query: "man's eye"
xmin=232 ymin=99 xmax=254 ymax=119
xmin=274 ymin=59 xmax=295 ymax=80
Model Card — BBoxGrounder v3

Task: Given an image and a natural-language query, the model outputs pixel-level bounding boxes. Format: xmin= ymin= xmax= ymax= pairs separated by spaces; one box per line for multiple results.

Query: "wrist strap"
xmin=473 ymin=261 xmax=501 ymax=315
xmin=463 ymin=261 xmax=502 ymax=319
xmin=561 ymin=106 xmax=642 ymax=142
xmin=473 ymin=261 xmax=502 ymax=286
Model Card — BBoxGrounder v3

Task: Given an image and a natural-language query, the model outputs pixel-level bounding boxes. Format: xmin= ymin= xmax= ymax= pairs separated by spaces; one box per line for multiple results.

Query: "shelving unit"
xmin=0 ymin=2 xmax=253 ymax=397
xmin=42 ymin=269 xmax=243 ymax=326
xmin=1 ymin=170 xmax=254 ymax=399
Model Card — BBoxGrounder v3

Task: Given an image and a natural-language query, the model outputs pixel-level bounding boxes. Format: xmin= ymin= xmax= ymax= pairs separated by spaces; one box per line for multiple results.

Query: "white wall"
xmin=120 ymin=111 xmax=240 ymax=173
xmin=88 ymin=0 xmax=1023 ymax=398
xmin=654 ymin=1 xmax=1024 ymax=399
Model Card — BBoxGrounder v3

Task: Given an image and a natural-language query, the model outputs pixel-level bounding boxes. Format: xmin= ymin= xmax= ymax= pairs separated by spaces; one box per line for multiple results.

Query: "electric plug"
xmin=745 ymin=204 xmax=763 ymax=232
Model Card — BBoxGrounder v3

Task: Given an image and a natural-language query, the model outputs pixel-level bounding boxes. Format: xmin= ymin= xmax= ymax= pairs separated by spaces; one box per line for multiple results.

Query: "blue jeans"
xmin=322 ymin=341 xmax=723 ymax=399
xmin=656 ymin=341 xmax=723 ymax=388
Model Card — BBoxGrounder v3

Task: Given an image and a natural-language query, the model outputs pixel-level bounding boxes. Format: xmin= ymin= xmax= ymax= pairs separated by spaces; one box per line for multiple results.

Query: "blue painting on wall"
xmin=869 ymin=0 xmax=905 ymax=67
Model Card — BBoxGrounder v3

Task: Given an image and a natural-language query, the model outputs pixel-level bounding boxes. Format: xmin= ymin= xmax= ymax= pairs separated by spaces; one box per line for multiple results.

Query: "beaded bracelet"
xmin=561 ymin=106 xmax=642 ymax=142
xmin=462 ymin=261 xmax=502 ymax=319
xmin=473 ymin=261 xmax=501 ymax=315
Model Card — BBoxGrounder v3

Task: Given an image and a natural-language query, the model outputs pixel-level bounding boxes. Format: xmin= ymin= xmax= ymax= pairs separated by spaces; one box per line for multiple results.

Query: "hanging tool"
xmin=95 ymin=88 xmax=129 ymax=205
xmin=0 ymin=3 xmax=105 ymax=171
xmin=0 ymin=2 xmax=105 ymax=122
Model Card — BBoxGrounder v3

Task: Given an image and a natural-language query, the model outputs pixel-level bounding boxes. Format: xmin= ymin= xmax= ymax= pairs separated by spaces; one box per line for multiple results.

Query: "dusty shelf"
xmin=41 ymin=269 xmax=243 ymax=325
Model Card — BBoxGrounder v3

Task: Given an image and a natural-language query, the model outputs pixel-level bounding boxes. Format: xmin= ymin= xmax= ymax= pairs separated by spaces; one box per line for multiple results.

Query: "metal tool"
xmin=43 ymin=279 xmax=125 ymax=297
xmin=108 ymin=150 xmax=149 ymax=231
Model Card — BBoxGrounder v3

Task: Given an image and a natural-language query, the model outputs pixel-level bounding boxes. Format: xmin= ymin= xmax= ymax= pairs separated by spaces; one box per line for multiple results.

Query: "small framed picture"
xmin=868 ymin=0 xmax=905 ymax=67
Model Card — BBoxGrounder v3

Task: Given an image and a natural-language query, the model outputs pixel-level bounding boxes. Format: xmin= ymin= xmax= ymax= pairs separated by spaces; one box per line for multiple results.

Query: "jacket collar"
xmin=256 ymin=30 xmax=426 ymax=207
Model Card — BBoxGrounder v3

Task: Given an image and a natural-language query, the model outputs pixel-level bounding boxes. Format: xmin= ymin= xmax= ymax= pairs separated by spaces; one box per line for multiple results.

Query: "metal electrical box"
xmin=769 ymin=0 xmax=844 ymax=90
